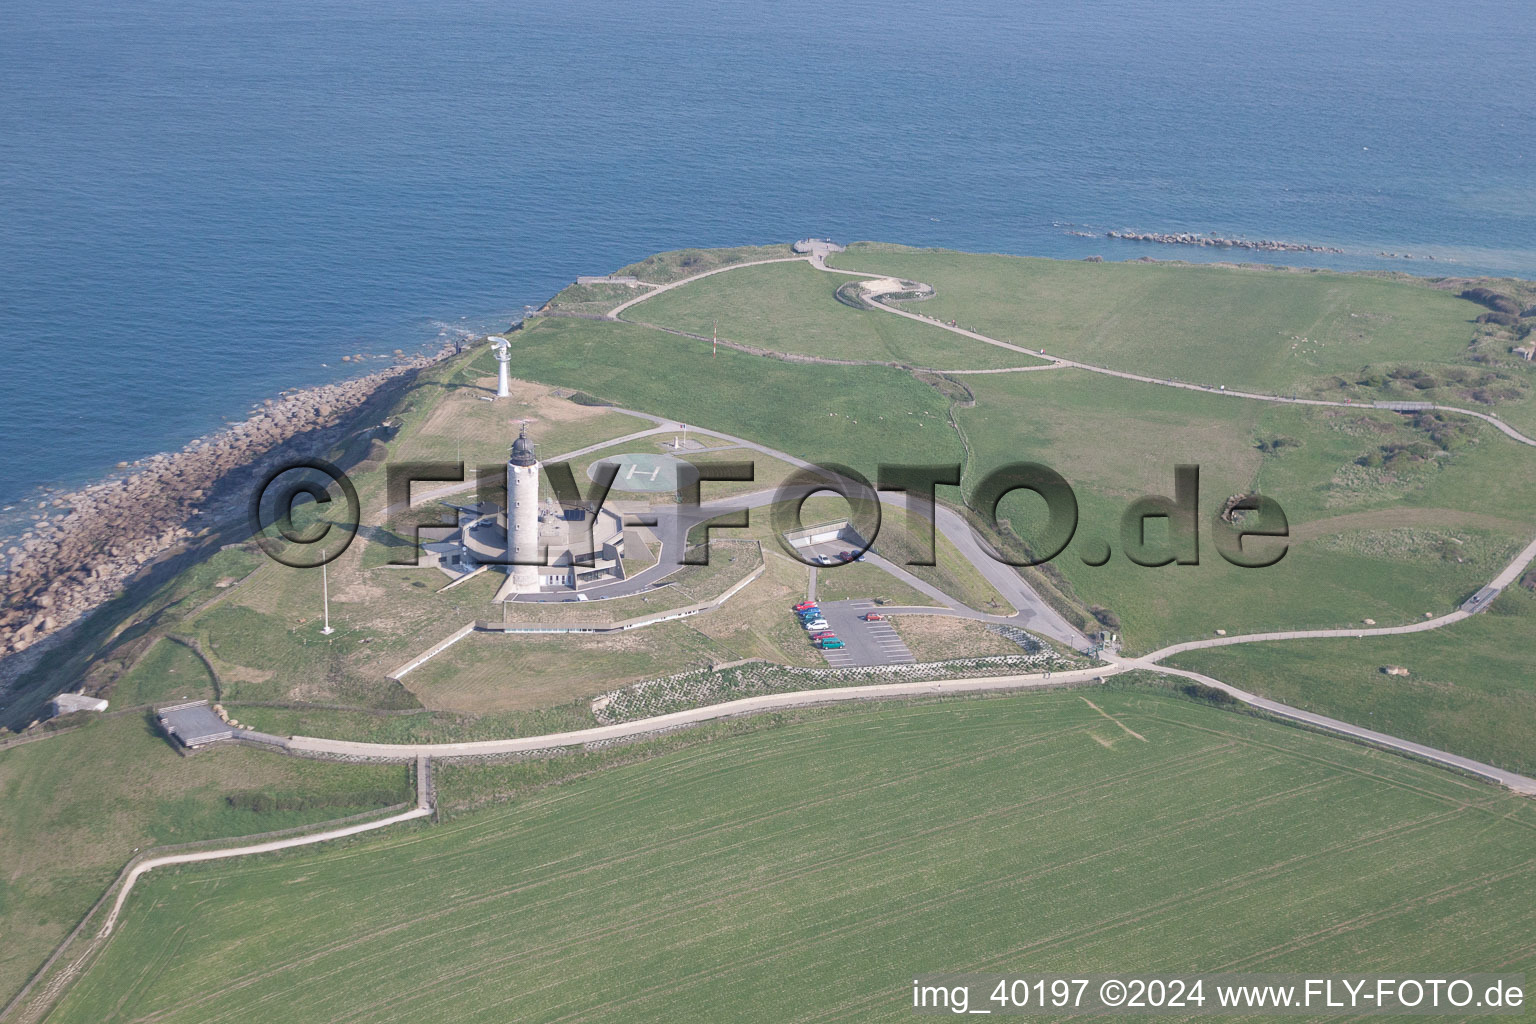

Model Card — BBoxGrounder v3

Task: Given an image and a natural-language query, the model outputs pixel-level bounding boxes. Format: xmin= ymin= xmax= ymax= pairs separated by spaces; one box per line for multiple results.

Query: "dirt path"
xmin=1286 ymin=507 xmax=1527 ymax=543
xmin=607 ymin=256 xmax=808 ymax=318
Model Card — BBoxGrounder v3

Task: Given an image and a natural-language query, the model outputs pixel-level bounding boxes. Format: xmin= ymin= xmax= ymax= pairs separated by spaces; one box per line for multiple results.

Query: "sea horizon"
xmin=3 ymin=0 xmax=1533 ymax=515
xmin=0 ymin=234 xmax=1530 ymax=540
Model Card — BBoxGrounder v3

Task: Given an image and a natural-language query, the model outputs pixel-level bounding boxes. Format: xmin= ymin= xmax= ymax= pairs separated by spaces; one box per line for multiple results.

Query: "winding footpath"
xmin=310 ymin=253 xmax=1536 ymax=790
xmin=594 ymin=251 xmax=1536 ymax=792
xmin=19 ymin=250 xmax=1536 ymax=1024
xmin=797 ymin=252 xmax=1536 ymax=447
xmin=97 ymin=755 xmax=434 ymax=938
xmin=607 ymin=256 xmax=808 ymax=318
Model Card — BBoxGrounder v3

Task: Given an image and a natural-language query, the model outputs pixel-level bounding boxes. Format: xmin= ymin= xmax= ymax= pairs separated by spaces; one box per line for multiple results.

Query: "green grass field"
xmin=487 ymin=291 xmax=1536 ymax=653
xmin=955 ymin=368 xmax=1536 ymax=650
xmin=109 ymin=637 xmax=217 ymax=708
xmin=829 ymin=243 xmax=1522 ymax=397
xmin=46 ymin=690 xmax=1536 ymax=1024
xmin=613 ymin=244 xmax=796 ymax=285
xmin=0 ymin=715 xmax=409 ymax=1008
xmin=1168 ymin=586 xmax=1536 ymax=776
xmin=476 ymin=317 xmax=965 ymax=476
xmin=13 ymin=245 xmax=1536 ymax=1023
xmin=871 ymin=506 xmax=1013 ymax=613
xmin=630 ymin=258 xmax=1036 ymax=370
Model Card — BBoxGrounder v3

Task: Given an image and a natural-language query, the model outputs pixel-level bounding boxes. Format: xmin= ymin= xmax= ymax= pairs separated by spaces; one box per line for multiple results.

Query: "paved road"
xmin=293 ymin=253 xmax=1536 ymax=794
xmin=271 ymin=655 xmax=1535 ymax=796
xmin=381 ymin=390 xmax=1090 ymax=638
xmin=286 ymin=665 xmax=1119 ymax=761
xmin=1109 ymin=656 xmax=1536 ymax=795
xmin=1139 ymin=533 xmax=1536 ymax=664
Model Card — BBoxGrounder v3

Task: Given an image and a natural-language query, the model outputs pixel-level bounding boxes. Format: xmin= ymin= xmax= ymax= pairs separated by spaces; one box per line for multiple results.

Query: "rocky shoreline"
xmin=1105 ymin=229 xmax=1344 ymax=255
xmin=0 ymin=345 xmax=458 ymax=663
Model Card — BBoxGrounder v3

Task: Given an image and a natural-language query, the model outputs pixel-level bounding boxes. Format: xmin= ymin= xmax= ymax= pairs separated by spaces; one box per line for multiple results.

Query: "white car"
xmin=803 ymin=618 xmax=829 ymax=631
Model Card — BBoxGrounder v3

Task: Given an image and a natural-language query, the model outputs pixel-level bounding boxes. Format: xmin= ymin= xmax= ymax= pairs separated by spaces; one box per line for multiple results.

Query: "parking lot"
xmin=794 ymin=540 xmax=862 ymax=566
xmin=808 ymin=599 xmax=915 ymax=668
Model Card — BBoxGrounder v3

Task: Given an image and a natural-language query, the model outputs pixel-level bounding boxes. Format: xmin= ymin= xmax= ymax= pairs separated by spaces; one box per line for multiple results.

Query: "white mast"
xmin=320 ymin=549 xmax=334 ymax=634
xmin=490 ymin=336 xmax=512 ymax=399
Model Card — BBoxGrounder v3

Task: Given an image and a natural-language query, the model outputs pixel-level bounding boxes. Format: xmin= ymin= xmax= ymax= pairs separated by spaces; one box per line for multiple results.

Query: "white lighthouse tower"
xmin=504 ymin=423 xmax=541 ymax=592
xmin=490 ymin=336 xmax=512 ymax=399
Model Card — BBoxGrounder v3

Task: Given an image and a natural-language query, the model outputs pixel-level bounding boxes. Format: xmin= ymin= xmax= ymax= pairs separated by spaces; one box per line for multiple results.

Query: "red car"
xmin=862 ymin=613 xmax=885 ymax=621
xmin=793 ymin=601 xmax=818 ymax=612
xmin=811 ymin=631 xmax=836 ymax=640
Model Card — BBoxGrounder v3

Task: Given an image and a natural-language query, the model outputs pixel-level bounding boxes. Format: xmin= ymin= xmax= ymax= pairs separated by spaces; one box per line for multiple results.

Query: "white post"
xmin=491 ymin=336 xmax=512 ymax=399
xmin=320 ymin=550 xmax=334 ymax=635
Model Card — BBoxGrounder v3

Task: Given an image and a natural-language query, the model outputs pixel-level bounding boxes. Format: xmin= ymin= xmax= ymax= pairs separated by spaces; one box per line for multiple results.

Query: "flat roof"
xmin=52 ymin=693 xmax=108 ymax=713
xmin=156 ymin=700 xmax=234 ymax=748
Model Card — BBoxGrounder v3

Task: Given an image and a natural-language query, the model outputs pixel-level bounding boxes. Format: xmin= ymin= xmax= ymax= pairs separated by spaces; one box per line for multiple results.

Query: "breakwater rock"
xmin=0 ymin=347 xmax=453 ymax=660
xmin=1106 ymin=230 xmax=1344 ymax=255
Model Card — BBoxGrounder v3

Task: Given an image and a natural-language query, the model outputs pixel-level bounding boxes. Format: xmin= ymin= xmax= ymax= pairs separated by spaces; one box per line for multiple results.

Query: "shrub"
xmin=1089 ymin=605 xmax=1121 ymax=629
xmin=1460 ymin=287 xmax=1520 ymax=315
xmin=226 ymin=788 xmax=404 ymax=813
xmin=41 ymin=711 xmax=95 ymax=733
xmin=1178 ymin=681 xmax=1238 ymax=706
xmin=1408 ymin=411 xmax=1473 ymax=449
xmin=1476 ymin=311 xmax=1520 ymax=327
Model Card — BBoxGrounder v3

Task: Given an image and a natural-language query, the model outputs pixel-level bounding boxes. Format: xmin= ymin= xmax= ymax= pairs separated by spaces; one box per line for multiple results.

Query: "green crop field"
xmin=630 ymin=258 xmax=1035 ymax=370
xmin=46 ymin=691 xmax=1536 ymax=1024
xmin=0 ymin=715 xmax=409 ymax=1008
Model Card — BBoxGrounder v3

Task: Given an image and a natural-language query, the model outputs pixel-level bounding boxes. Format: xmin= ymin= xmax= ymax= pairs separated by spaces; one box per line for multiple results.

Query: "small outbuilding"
xmin=50 ymin=693 xmax=108 ymax=716
xmin=156 ymin=699 xmax=235 ymax=750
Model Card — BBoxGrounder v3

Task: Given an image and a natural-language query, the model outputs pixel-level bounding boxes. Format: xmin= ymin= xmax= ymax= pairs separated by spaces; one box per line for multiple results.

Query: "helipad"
xmin=588 ymin=452 xmax=696 ymax=493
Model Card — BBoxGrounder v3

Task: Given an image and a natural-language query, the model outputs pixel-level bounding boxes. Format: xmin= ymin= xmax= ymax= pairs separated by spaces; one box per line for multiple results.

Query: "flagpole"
xmin=320 ymin=549 xmax=334 ymax=635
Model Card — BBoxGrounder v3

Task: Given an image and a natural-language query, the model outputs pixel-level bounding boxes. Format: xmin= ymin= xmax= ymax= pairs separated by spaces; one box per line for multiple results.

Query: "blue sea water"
xmin=1 ymin=0 xmax=1533 ymax=515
